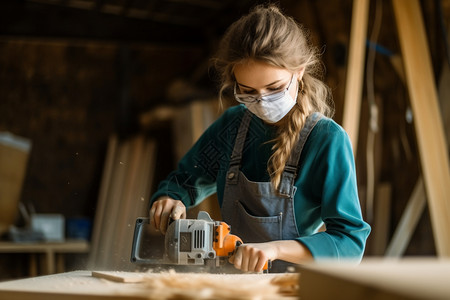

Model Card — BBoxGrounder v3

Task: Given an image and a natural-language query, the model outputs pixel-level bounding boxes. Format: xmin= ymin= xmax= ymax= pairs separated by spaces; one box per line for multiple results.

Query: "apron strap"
xmin=279 ymin=112 xmax=323 ymax=197
xmin=226 ymin=109 xmax=253 ymax=184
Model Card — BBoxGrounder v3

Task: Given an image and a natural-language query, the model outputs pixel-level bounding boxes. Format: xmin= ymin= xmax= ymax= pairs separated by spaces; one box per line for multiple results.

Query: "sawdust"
xmin=135 ymin=270 xmax=300 ymax=300
xmin=270 ymin=273 xmax=300 ymax=297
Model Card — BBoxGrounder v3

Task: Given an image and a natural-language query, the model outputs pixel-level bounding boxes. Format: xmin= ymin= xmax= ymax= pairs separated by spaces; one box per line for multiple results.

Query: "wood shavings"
xmin=270 ymin=273 xmax=300 ymax=296
xmin=134 ymin=270 xmax=299 ymax=300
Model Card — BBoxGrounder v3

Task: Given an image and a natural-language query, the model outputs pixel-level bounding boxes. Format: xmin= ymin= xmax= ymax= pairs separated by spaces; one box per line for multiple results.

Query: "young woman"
xmin=148 ymin=5 xmax=370 ymax=273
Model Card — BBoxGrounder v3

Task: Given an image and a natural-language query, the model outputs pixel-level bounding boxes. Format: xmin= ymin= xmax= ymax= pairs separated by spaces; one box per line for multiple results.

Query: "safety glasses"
xmin=233 ymin=74 xmax=295 ymax=104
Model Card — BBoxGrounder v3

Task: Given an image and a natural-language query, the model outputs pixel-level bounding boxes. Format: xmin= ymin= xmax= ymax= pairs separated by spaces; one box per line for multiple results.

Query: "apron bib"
xmin=221 ymin=110 xmax=322 ymax=272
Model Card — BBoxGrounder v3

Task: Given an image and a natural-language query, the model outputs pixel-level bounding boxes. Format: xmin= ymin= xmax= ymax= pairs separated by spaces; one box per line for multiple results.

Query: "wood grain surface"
xmin=0 ymin=270 xmax=299 ymax=300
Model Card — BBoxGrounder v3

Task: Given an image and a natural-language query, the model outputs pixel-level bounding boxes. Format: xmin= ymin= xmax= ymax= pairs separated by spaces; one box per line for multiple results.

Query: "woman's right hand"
xmin=149 ymin=196 xmax=186 ymax=234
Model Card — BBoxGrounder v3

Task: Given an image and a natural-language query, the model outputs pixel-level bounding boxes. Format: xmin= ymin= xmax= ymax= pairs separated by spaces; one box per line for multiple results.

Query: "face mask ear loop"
xmin=299 ymin=79 xmax=305 ymax=95
xmin=295 ymin=79 xmax=303 ymax=110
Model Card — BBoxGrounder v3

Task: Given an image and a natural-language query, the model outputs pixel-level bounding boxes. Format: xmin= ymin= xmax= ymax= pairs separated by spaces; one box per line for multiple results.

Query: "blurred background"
xmin=0 ymin=0 xmax=449 ymax=280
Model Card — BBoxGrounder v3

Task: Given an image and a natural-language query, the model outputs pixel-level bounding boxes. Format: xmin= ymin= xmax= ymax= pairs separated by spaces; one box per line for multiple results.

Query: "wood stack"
xmin=0 ymin=133 xmax=32 ymax=235
xmin=88 ymin=134 xmax=157 ymax=271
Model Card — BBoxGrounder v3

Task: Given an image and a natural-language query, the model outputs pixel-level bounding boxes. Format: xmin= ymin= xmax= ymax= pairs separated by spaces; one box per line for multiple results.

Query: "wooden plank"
xmin=96 ymin=139 xmax=131 ymax=269
xmin=392 ymin=0 xmax=450 ymax=256
xmin=89 ymin=135 xmax=118 ymax=268
xmin=91 ymin=271 xmax=148 ymax=283
xmin=129 ymin=139 xmax=157 ymax=220
xmin=342 ymin=0 xmax=370 ymax=153
xmin=370 ymin=183 xmax=391 ymax=255
xmin=438 ymin=47 xmax=450 ymax=148
xmin=299 ymin=259 xmax=450 ymax=300
xmin=112 ymin=136 xmax=145 ymax=271
xmin=89 ymin=135 xmax=158 ymax=271
xmin=114 ymin=136 xmax=158 ymax=271
xmin=385 ymin=177 xmax=426 ymax=257
xmin=0 ymin=133 xmax=32 ymax=235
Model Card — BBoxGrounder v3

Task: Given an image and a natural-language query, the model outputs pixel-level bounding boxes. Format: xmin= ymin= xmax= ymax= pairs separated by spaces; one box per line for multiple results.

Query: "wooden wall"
xmin=0 ymin=40 xmax=204 ymax=217
xmin=0 ymin=39 xmax=204 ymax=278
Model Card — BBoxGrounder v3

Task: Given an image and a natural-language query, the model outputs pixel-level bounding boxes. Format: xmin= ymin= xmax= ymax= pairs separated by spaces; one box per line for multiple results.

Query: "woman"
xmin=148 ymin=5 xmax=370 ymax=273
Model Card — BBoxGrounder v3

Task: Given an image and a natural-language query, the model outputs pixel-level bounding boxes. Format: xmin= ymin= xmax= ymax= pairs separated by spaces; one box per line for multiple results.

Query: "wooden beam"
xmin=0 ymin=1 xmax=205 ymax=44
xmin=370 ymin=183 xmax=391 ymax=256
xmin=385 ymin=177 xmax=426 ymax=257
xmin=393 ymin=0 xmax=450 ymax=257
xmin=342 ymin=0 xmax=370 ymax=154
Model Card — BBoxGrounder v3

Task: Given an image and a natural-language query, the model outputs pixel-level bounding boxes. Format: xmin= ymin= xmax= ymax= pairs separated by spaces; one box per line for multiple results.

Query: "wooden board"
xmin=89 ymin=135 xmax=157 ymax=271
xmin=385 ymin=177 xmax=426 ymax=257
xmin=111 ymin=136 xmax=145 ymax=271
xmin=91 ymin=271 xmax=149 ymax=283
xmin=342 ymin=0 xmax=369 ymax=153
xmin=88 ymin=135 xmax=118 ymax=269
xmin=0 ymin=133 xmax=32 ymax=235
xmin=299 ymin=259 xmax=450 ymax=300
xmin=393 ymin=0 xmax=450 ymax=256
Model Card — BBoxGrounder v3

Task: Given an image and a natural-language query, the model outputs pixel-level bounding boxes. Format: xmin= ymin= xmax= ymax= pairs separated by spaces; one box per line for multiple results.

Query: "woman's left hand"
xmin=228 ymin=242 xmax=277 ymax=273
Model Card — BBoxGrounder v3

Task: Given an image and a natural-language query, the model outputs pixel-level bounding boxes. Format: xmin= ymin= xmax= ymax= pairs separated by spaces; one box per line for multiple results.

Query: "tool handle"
xmin=234 ymin=241 xmax=271 ymax=272
xmin=263 ymin=260 xmax=272 ymax=273
xmin=130 ymin=217 xmax=161 ymax=264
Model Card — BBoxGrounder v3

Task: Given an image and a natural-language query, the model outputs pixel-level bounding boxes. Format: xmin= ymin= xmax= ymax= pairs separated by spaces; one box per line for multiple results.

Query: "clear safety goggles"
xmin=233 ymin=74 xmax=295 ymax=104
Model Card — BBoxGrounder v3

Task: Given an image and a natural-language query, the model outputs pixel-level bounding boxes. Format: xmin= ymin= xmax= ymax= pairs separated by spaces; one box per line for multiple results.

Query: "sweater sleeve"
xmin=296 ymin=124 xmax=371 ymax=262
xmin=149 ymin=106 xmax=243 ymax=208
xmin=149 ymin=131 xmax=219 ymax=208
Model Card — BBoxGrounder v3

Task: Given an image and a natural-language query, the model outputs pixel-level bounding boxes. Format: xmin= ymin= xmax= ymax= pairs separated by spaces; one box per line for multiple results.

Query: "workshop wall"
xmin=0 ymin=40 xmax=204 ymax=218
xmin=0 ymin=39 xmax=204 ymax=278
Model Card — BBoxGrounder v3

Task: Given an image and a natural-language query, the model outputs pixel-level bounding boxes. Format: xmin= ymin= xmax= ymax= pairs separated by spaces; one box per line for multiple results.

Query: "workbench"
xmin=2 ymin=259 xmax=449 ymax=300
xmin=0 ymin=271 xmax=144 ymax=300
xmin=0 ymin=240 xmax=90 ymax=276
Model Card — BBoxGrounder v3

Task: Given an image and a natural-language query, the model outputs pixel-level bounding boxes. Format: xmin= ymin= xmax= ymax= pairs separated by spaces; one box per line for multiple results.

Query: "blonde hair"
xmin=213 ymin=4 xmax=334 ymax=190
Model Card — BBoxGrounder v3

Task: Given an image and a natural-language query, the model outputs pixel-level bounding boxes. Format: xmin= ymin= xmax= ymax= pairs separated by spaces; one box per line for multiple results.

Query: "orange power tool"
xmin=131 ymin=211 xmax=270 ymax=272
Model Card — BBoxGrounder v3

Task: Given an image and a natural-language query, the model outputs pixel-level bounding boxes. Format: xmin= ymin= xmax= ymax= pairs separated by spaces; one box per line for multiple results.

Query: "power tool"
xmin=130 ymin=211 xmax=270 ymax=272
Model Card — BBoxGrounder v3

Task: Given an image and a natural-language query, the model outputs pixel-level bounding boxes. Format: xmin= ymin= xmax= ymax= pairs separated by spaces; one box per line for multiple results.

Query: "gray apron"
xmin=221 ymin=110 xmax=322 ymax=273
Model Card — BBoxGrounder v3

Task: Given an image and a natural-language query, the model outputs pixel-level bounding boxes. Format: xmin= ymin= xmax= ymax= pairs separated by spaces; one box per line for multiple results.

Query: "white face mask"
xmin=234 ymin=75 xmax=298 ymax=123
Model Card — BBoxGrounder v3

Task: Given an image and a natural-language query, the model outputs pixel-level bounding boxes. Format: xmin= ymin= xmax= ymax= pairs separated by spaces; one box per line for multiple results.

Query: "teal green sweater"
xmin=151 ymin=104 xmax=370 ymax=261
